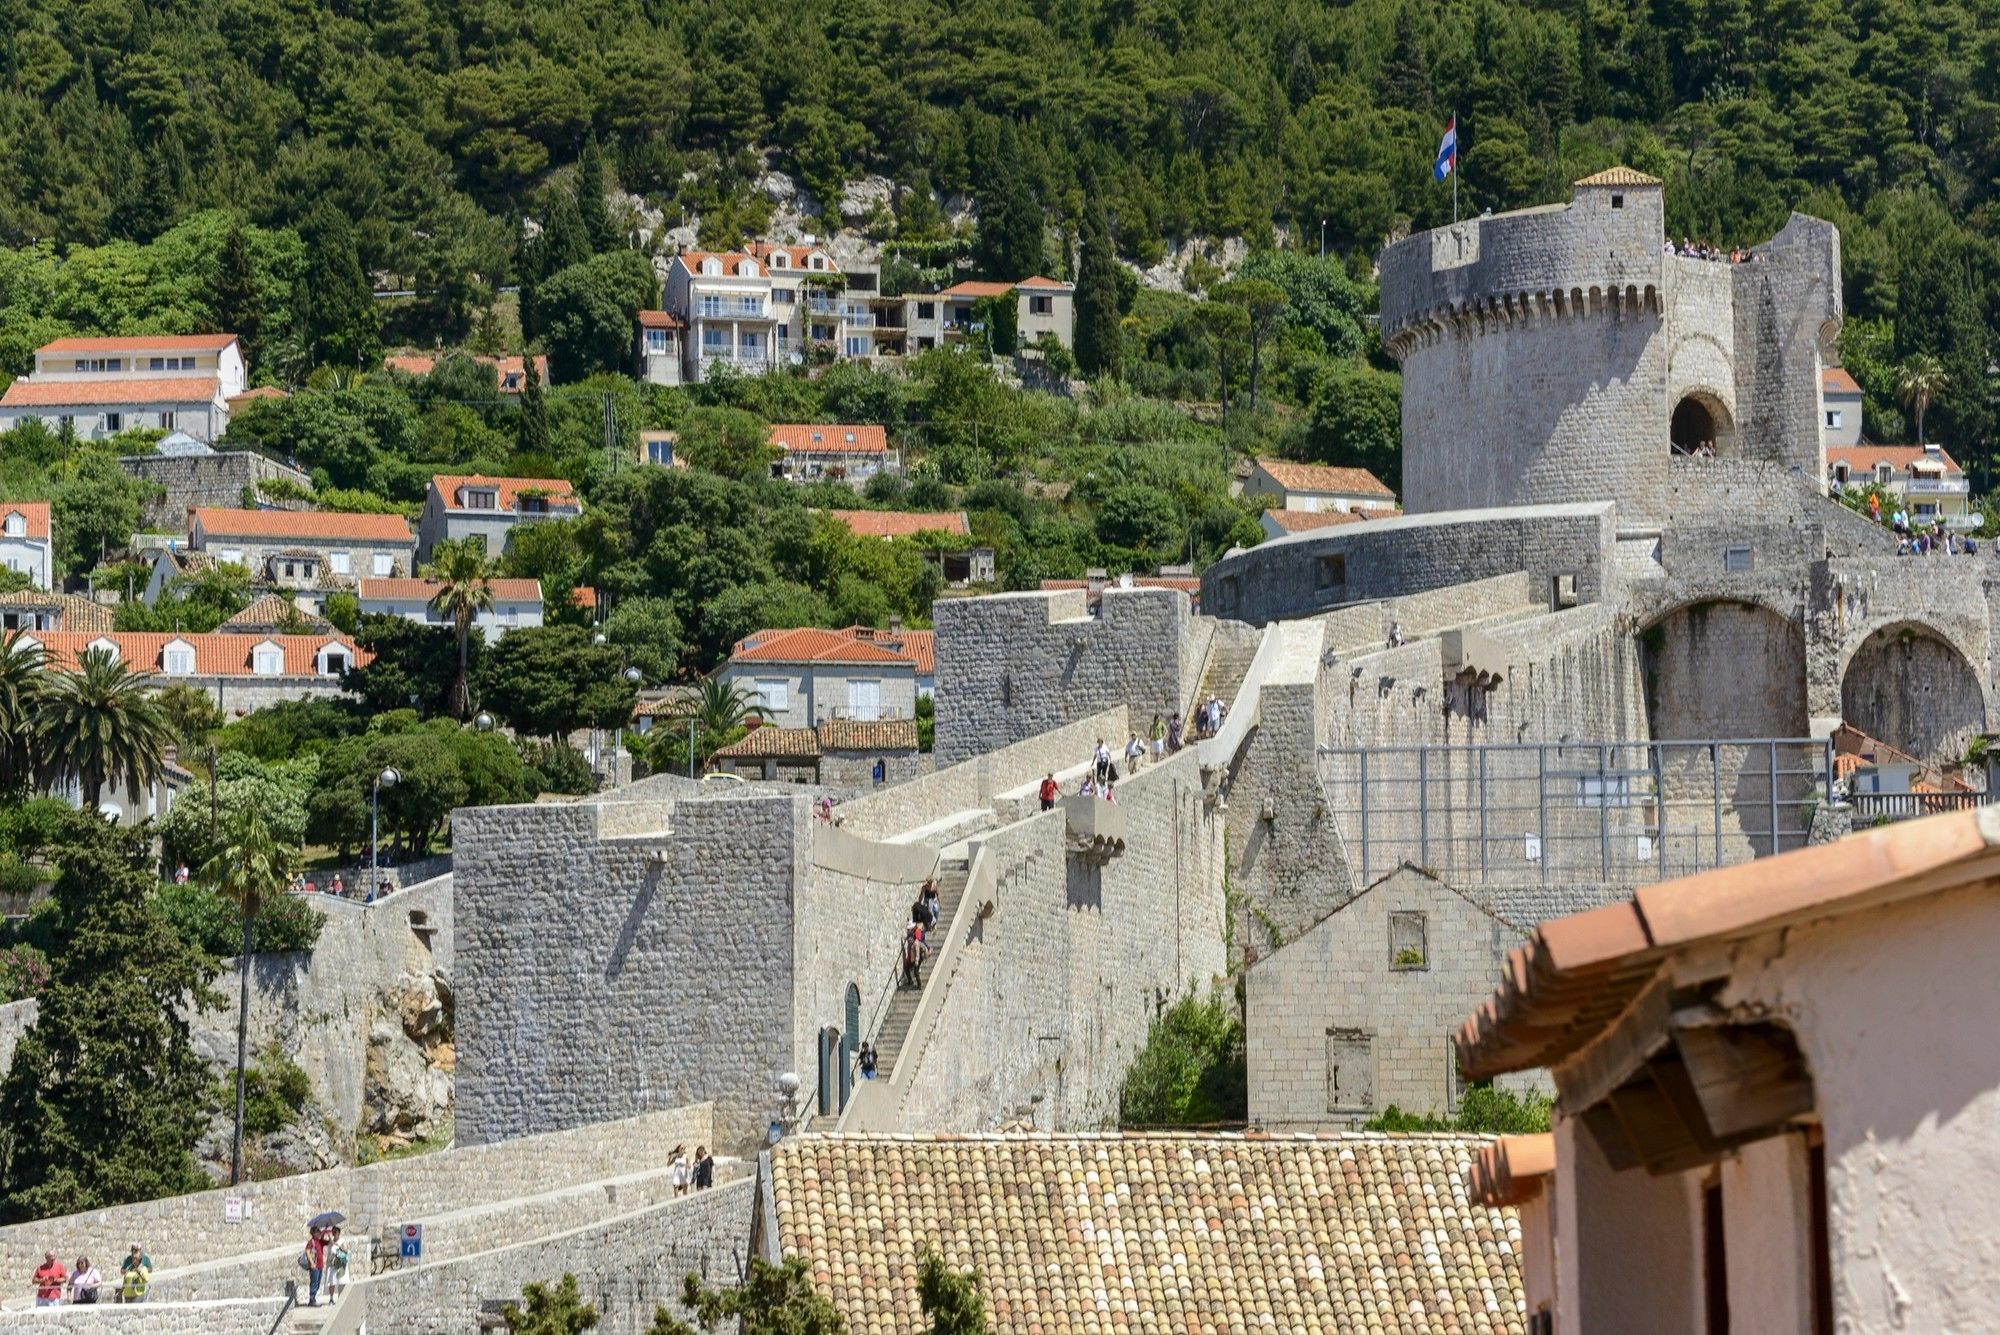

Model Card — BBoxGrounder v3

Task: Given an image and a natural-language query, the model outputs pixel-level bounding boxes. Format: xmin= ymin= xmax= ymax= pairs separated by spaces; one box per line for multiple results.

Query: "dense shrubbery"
xmin=152 ymin=882 xmax=325 ymax=957
xmin=1118 ymin=991 xmax=1248 ymax=1127
xmin=1364 ymin=1085 xmax=1554 ymax=1135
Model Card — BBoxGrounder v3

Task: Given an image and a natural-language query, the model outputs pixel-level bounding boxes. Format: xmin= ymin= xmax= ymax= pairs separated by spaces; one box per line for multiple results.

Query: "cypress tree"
xmin=212 ymin=220 xmax=264 ymax=357
xmin=298 ymin=204 xmax=382 ymax=369
xmin=1074 ymin=194 xmax=1122 ymax=378
xmin=0 ymin=814 xmax=220 ymax=1222
xmin=1575 ymin=0 xmax=1607 ymax=120
xmin=517 ymin=347 xmax=549 ymax=455
xmin=979 ymin=122 xmax=1045 ymax=280
xmin=575 ymin=137 xmax=619 ymax=254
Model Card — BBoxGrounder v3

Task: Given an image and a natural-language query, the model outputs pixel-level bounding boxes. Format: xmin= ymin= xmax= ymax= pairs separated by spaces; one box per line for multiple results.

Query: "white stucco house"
xmin=416 ymin=474 xmax=581 ymax=561
xmin=0 ymin=334 xmax=247 ymax=442
xmin=0 ymin=500 xmax=54 ymax=589
xmin=356 ymin=576 xmax=545 ymax=640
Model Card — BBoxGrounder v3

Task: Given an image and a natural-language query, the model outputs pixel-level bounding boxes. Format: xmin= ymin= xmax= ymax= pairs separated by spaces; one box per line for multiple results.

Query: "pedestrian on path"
xmin=1150 ymin=714 xmax=1166 ymax=761
xmin=859 ymin=1043 xmax=878 ymax=1079
xmin=671 ymin=1145 xmax=692 ymax=1196
xmin=920 ymin=881 xmax=942 ymax=930
xmin=1039 ymin=773 xmax=1059 ymax=811
xmin=1125 ymin=732 xmax=1145 ymax=774
xmin=1093 ymin=738 xmax=1112 ymax=783
xmin=33 ymin=1252 xmax=66 ymax=1307
xmin=327 ymin=1229 xmax=349 ymax=1302
xmin=1167 ymin=713 xmax=1183 ymax=752
xmin=695 ymin=1146 xmax=715 ymax=1190
xmin=302 ymin=1227 xmax=327 ymax=1307
xmin=118 ymin=1246 xmax=149 ymax=1304
xmin=900 ymin=923 xmax=927 ymax=988
xmin=68 ymin=1257 xmax=100 ymax=1306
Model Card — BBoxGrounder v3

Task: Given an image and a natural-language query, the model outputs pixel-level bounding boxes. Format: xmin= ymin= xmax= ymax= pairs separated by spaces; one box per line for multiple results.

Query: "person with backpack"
xmin=1039 ymin=773 xmax=1059 ymax=811
xmin=900 ymin=924 xmax=926 ymax=989
xmin=859 ymin=1043 xmax=878 ymax=1079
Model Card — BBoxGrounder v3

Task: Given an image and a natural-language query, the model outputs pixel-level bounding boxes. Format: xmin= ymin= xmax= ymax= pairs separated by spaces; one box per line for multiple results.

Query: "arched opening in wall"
xmin=1639 ymin=601 xmax=1810 ymax=859
xmin=1671 ymin=393 xmax=1736 ymax=457
xmin=816 ymin=1026 xmax=842 ymax=1117
xmin=1841 ymin=624 xmax=1985 ymax=765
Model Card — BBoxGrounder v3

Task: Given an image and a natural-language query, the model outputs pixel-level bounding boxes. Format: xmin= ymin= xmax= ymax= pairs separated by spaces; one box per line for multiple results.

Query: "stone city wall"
xmin=119 ymin=452 xmax=312 ymax=530
xmin=1730 ymin=213 xmax=1842 ymax=477
xmin=454 ymin=794 xmax=799 ymax=1152
xmin=346 ymin=1178 xmax=755 ymax=1335
xmin=0 ymin=1104 xmax=714 ymax=1297
xmin=932 ymin=588 xmax=1194 ymax=765
xmin=1201 ymin=503 xmax=1618 ymax=627
xmin=1315 ymin=573 xmax=1542 ymax=655
xmin=894 ymin=749 xmax=1227 ymax=1130
xmin=0 ymin=1298 xmax=288 ymax=1334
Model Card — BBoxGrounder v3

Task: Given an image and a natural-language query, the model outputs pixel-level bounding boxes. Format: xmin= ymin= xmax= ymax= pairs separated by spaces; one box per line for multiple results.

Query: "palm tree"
xmin=39 ymin=648 xmax=172 ymax=810
xmin=0 ymin=631 xmax=46 ymax=796
xmin=690 ymin=678 xmax=765 ymax=773
xmin=424 ymin=537 xmax=495 ymax=721
xmin=201 ymin=808 xmax=300 ymax=1185
xmin=1897 ymin=354 xmax=1949 ymax=446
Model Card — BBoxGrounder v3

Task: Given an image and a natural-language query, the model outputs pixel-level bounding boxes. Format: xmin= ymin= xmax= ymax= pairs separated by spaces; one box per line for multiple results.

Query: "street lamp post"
xmin=615 ymin=666 xmax=642 ymax=783
xmin=371 ymin=767 xmax=400 ymax=900
xmin=592 ymin=633 xmax=609 ymax=788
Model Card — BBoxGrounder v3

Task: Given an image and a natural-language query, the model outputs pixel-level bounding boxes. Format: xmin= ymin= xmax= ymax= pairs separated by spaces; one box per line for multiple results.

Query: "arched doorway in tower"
xmin=1841 ymin=624 xmax=1985 ymax=765
xmin=1671 ymin=392 xmax=1736 ymax=456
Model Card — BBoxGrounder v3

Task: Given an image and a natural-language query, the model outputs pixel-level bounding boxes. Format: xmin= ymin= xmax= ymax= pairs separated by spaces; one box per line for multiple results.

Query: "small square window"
xmin=1610 ymin=194 xmax=1625 ymax=209
xmin=1724 ymin=545 xmax=1753 ymax=573
xmin=1316 ymin=554 xmax=1347 ymax=590
xmin=1389 ymin=911 xmax=1427 ymax=970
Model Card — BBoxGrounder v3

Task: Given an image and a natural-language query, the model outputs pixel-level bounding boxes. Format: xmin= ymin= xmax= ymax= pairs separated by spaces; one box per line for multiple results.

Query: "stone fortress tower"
xmin=1378 ymin=168 xmax=1841 ymax=522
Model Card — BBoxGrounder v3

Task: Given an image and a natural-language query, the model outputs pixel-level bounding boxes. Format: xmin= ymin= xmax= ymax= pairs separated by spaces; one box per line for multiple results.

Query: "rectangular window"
xmin=253 ymin=647 xmax=285 ymax=676
xmin=329 ymin=552 xmax=350 ymax=575
xmin=1724 ymin=545 xmax=1753 ymax=573
xmin=773 ymin=288 xmax=795 ymax=305
xmin=917 ymin=302 xmax=936 ymax=320
xmin=848 ymin=678 xmax=882 ymax=721
xmin=756 ymin=678 xmax=790 ymax=713
xmin=646 ymin=330 xmax=668 ymax=353
xmin=1825 ymin=410 xmax=1842 ymax=429
xmin=519 ymin=497 xmax=548 ymax=514
xmin=1610 ymin=194 xmax=1625 ymax=209
xmin=159 ymin=411 xmax=175 ymax=430
xmin=1316 ymin=554 xmax=1347 ymax=589
xmin=702 ymin=327 xmax=726 ymax=349
xmin=464 ymin=490 xmax=497 ymax=510
xmin=1030 ymin=295 xmax=1053 ymax=315
xmin=1325 ymin=1028 xmax=1373 ymax=1113
xmin=647 ymin=440 xmax=675 ymax=466
xmin=1389 ymin=911 xmax=1427 ymax=970
xmin=372 ymin=553 xmax=394 ymax=576
xmin=103 ymin=412 xmax=122 ymax=432
xmin=845 ymin=337 xmax=867 ymax=358
xmin=150 ymin=357 xmax=164 ymax=370
xmin=1703 ymin=1177 xmax=1730 ymax=1334
xmin=164 ymin=647 xmax=195 ymax=675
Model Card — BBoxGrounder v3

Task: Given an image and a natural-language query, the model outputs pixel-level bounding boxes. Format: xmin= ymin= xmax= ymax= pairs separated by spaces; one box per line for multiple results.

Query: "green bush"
xmin=0 ymin=944 xmax=49 ymax=1002
xmin=153 ymin=882 xmax=325 ymax=957
xmin=520 ymin=740 xmax=596 ymax=795
xmin=1118 ymin=991 xmax=1246 ymax=1127
xmin=1363 ymin=1084 xmax=1552 ymax=1135
xmin=228 ymin=1045 xmax=313 ymax=1136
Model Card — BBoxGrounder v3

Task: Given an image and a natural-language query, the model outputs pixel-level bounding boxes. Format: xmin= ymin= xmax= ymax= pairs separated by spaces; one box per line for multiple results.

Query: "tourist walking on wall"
xmin=33 ymin=1252 xmax=65 ymax=1307
xmin=859 ymin=1042 xmax=877 ymax=1079
xmin=670 ymin=1145 xmax=692 ymax=1196
xmin=68 ymin=1257 xmax=100 ymax=1305
xmin=117 ymin=1246 xmax=149 ymax=1304
xmin=326 ymin=1229 xmax=348 ymax=1301
xmin=302 ymin=1227 xmax=327 ymax=1306
xmin=901 ymin=923 xmax=927 ymax=989
xmin=695 ymin=1146 xmax=715 ymax=1189
xmin=1150 ymin=714 xmax=1166 ymax=761
xmin=920 ymin=881 xmax=941 ymax=930
xmin=1093 ymin=739 xmax=1111 ymax=783
xmin=1039 ymin=772 xmax=1059 ymax=811
xmin=1125 ymin=732 xmax=1145 ymax=774
xmin=1167 ymin=713 xmax=1183 ymax=752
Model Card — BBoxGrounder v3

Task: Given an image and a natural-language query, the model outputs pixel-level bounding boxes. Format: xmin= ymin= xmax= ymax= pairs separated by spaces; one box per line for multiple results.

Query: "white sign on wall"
xmin=223 ymin=1197 xmax=245 ymax=1224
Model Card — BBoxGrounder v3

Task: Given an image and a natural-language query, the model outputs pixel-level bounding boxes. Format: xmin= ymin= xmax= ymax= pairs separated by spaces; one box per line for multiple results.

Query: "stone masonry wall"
xmin=932 ymin=588 xmax=1193 ymax=765
xmin=0 ymin=1299 xmax=287 ymax=1334
xmin=0 ymin=999 xmax=32 ymax=1078
xmin=454 ymin=795 xmax=800 ymax=1152
xmin=119 ymin=452 xmax=312 ymax=530
xmin=1246 ymin=868 xmax=1543 ymax=1128
xmin=894 ymin=750 xmax=1227 ymax=1130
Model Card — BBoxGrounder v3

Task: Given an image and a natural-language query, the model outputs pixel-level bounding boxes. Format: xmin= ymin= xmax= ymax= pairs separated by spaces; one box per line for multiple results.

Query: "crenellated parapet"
xmin=1383 ymin=281 xmax=1665 ymax=359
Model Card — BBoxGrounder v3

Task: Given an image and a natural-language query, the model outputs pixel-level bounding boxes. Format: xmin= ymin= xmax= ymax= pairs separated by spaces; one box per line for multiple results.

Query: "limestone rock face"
xmin=363 ymin=972 xmax=455 ymax=1145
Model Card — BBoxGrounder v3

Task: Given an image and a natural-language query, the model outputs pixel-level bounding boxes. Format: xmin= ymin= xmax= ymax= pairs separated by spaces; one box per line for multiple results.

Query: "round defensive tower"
xmin=1378 ymin=168 xmax=1842 ymax=523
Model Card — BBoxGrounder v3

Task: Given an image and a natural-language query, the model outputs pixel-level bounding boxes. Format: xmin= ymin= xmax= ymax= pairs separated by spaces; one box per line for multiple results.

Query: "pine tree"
xmin=575 ymin=138 xmax=619 ymax=254
xmin=298 ymin=204 xmax=383 ymax=370
xmin=0 ymin=813 xmax=220 ymax=1223
xmin=1379 ymin=5 xmax=1431 ymax=113
xmin=978 ymin=122 xmax=1045 ymax=280
xmin=1630 ymin=22 xmax=1673 ymax=122
xmin=518 ymin=347 xmax=550 ymax=455
xmin=1074 ymin=192 xmax=1122 ymax=379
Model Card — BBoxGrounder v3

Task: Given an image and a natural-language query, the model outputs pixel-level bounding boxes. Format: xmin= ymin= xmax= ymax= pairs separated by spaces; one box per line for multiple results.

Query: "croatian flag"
xmin=1434 ymin=117 xmax=1457 ymax=181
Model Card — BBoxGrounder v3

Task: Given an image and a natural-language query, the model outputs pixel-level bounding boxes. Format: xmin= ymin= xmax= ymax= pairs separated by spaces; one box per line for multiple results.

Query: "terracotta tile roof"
xmin=0 ymin=500 xmax=51 ymax=541
xmin=675 ymin=246 xmax=841 ymax=279
xmin=712 ymin=724 xmax=820 ymax=760
xmin=817 ymin=717 xmax=919 ymax=751
xmin=1253 ymin=458 xmax=1396 ymax=497
xmin=429 ymin=474 xmax=578 ymax=511
xmin=217 ymin=594 xmax=333 ymax=634
xmin=192 ymin=507 xmax=415 ymax=544
xmin=1572 ymin=166 xmax=1662 ymax=187
xmin=572 ymin=586 xmax=598 ymax=609
xmin=938 ymin=280 xmax=1016 ymax=299
xmin=1822 ymin=367 xmax=1862 ymax=396
xmin=384 ymin=354 xmax=548 ymax=390
xmin=824 ymin=509 xmax=971 ymax=539
xmin=634 ymin=692 xmax=699 ymax=719
xmin=358 ymin=576 xmax=543 ymax=603
xmin=20 ymin=631 xmax=366 ymax=676
xmin=1457 ymin=808 xmax=2000 ymax=1082
xmin=1825 ymin=445 xmax=1962 ymax=475
xmin=37 ymin=334 xmax=239 ymax=354
xmin=730 ymin=626 xmax=918 ymax=669
xmin=1040 ymin=576 xmax=1202 ymax=595
xmin=1263 ymin=507 xmax=1367 ymax=534
xmin=1014 ymin=275 xmax=1074 ymax=290
xmin=1467 ymin=1134 xmax=1556 ymax=1209
xmin=1 ymin=376 xmax=219 ymax=407
xmin=770 ymin=424 xmax=888 ymax=456
xmin=0 ymin=590 xmax=112 ymax=632
xmin=771 ymin=1132 xmax=1523 ymax=1334
xmin=636 ymin=310 xmax=687 ymax=330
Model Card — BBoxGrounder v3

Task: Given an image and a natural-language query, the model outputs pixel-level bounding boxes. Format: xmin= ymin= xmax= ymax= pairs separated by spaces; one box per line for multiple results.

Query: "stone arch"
xmin=1671 ymin=389 xmax=1737 ymax=456
xmin=1839 ymin=621 xmax=1988 ymax=764
xmin=1640 ymin=600 xmax=1808 ymax=741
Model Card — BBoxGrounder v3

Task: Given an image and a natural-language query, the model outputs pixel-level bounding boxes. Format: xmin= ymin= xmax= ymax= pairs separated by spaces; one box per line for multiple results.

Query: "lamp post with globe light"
xmin=371 ymin=766 xmax=400 ymax=900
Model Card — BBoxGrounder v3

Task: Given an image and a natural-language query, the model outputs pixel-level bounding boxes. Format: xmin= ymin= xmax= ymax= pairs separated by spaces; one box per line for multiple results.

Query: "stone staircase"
xmin=871 ymin=858 xmax=971 ymax=1078
xmin=1192 ymin=629 xmax=1262 ymax=723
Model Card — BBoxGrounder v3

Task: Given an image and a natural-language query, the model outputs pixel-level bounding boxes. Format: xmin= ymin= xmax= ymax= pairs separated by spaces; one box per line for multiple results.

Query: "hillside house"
xmin=1258 ymin=506 xmax=1401 ymax=541
xmin=1825 ymin=444 xmax=1975 ymax=528
xmin=718 ymin=624 xmax=932 ymax=727
xmin=1822 ymin=366 xmax=1864 ymax=447
xmin=417 ymin=474 xmax=580 ymax=560
xmin=822 ymin=509 xmax=994 ymax=585
xmin=20 ymin=630 xmax=365 ymax=713
xmin=0 ymin=501 xmax=53 ymax=589
xmin=383 ymin=353 xmax=548 ymax=397
xmin=769 ymin=424 xmax=896 ymax=486
xmin=915 ymin=277 xmax=1076 ymax=350
xmin=637 ymin=430 xmax=682 ymax=468
xmin=357 ymin=577 xmax=545 ymax=639
xmin=1243 ymin=458 xmax=1398 ymax=516
xmin=184 ymin=507 xmax=417 ymax=609
xmin=0 ymin=590 xmax=110 ymax=633
xmin=0 ymin=334 xmax=247 ymax=442
xmin=662 ymin=242 xmax=859 ymax=382
xmin=633 ymin=310 xmax=686 ymax=386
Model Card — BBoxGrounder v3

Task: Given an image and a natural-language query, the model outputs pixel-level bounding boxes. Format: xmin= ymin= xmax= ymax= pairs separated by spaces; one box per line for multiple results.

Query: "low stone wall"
xmin=0 ymin=1297 xmax=288 ymax=1334
xmin=1316 ymin=572 xmax=1540 ymax=654
xmin=0 ymin=999 xmax=34 ymax=1077
xmin=0 ymin=1103 xmax=713 ymax=1298
xmin=346 ymin=1178 xmax=757 ymax=1335
xmin=120 ymin=451 xmax=311 ymax=530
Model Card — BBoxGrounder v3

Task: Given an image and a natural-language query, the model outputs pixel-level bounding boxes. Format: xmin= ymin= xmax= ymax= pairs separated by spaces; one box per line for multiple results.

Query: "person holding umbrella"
xmin=302 ymin=1212 xmax=343 ymax=1307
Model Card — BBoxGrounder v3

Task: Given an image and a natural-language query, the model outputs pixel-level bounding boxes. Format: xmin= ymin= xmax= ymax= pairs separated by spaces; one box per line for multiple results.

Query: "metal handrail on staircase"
xmin=846 ymin=848 xmax=947 ymax=1087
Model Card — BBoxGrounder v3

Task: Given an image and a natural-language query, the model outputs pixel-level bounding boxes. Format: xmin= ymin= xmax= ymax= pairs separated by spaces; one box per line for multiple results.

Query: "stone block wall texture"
xmin=894 ymin=750 xmax=1227 ymax=1131
xmin=1202 ymin=503 xmax=1617 ymax=627
xmin=346 ymin=1178 xmax=755 ymax=1335
xmin=0 ymin=1104 xmax=713 ymax=1298
xmin=1315 ymin=572 xmax=1541 ymax=655
xmin=119 ymin=452 xmax=312 ymax=530
xmin=0 ymin=1298 xmax=287 ymax=1334
xmin=932 ymin=588 xmax=1193 ymax=765
xmin=0 ymin=999 xmax=32 ymax=1078
xmin=1731 ymin=214 xmax=1843 ymax=478
xmin=454 ymin=794 xmax=800 ymax=1152
xmin=1246 ymin=868 xmax=1530 ymax=1127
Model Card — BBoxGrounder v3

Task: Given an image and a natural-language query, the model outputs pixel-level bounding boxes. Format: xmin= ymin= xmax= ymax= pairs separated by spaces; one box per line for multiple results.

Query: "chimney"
xmin=888 ymin=614 xmax=904 ymax=632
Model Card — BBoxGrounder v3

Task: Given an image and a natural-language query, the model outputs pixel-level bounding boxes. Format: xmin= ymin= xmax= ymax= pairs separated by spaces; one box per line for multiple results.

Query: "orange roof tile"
xmin=1457 ymin=808 xmax=2000 ymax=1081
xmin=0 ymin=500 xmax=52 ymax=541
xmin=192 ymin=507 xmax=414 ymax=544
xmin=357 ymin=577 xmax=543 ymax=602
xmin=1822 ymin=367 xmax=1862 ymax=396
xmin=769 ymin=424 xmax=888 ymax=455
xmin=1572 ymin=166 xmax=1662 ymax=187
xmin=21 ymin=631 xmax=366 ymax=676
xmin=2 ymin=376 xmax=219 ymax=407
xmin=824 ymin=509 xmax=970 ymax=539
xmin=1253 ymin=457 xmax=1396 ymax=497
xmin=1468 ymin=1133 xmax=1557 ymax=1208
xmin=636 ymin=310 xmax=686 ymax=329
xmin=384 ymin=354 xmax=548 ymax=390
xmin=225 ymin=385 xmax=290 ymax=411
xmin=1826 ymin=445 xmax=1962 ymax=475
xmin=1262 ymin=507 xmax=1366 ymax=534
xmin=429 ymin=474 xmax=578 ymax=511
xmin=572 ymin=586 xmax=598 ymax=610
xmin=37 ymin=334 xmax=239 ymax=354
xmin=730 ymin=626 xmax=917 ymax=669
xmin=817 ymin=717 xmax=919 ymax=751
xmin=772 ymin=1133 xmax=1523 ymax=1334
xmin=712 ymin=724 xmax=820 ymax=760
xmin=216 ymin=594 xmax=333 ymax=634
xmin=1015 ymin=275 xmax=1072 ymax=289
xmin=675 ymin=245 xmax=841 ymax=280
xmin=938 ymin=280 xmax=1015 ymax=299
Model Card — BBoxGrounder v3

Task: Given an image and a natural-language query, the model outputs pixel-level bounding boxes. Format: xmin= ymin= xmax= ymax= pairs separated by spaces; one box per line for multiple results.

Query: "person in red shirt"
xmin=304 ymin=1228 xmax=328 ymax=1306
xmin=1038 ymin=773 xmax=1059 ymax=811
xmin=33 ymin=1252 xmax=66 ymax=1306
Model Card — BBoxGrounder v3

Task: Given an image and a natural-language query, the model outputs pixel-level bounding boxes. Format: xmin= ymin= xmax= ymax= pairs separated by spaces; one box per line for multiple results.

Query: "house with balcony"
xmin=0 ymin=334 xmax=247 ymax=442
xmin=182 ymin=507 xmax=417 ymax=611
xmin=1822 ymin=366 xmax=1864 ymax=447
xmin=0 ymin=500 xmax=54 ymax=589
xmin=383 ymin=353 xmax=548 ymax=396
xmin=717 ymin=624 xmax=930 ymax=727
xmin=662 ymin=242 xmax=853 ymax=382
xmin=769 ymin=424 xmax=897 ymax=487
xmin=1826 ymin=444 xmax=1976 ymax=528
xmin=823 ymin=509 xmax=995 ymax=585
xmin=417 ymin=474 xmax=580 ymax=560
xmin=633 ymin=311 xmax=686 ymax=386
xmin=357 ymin=577 xmax=545 ymax=640
xmin=931 ymin=277 xmax=1077 ymax=349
